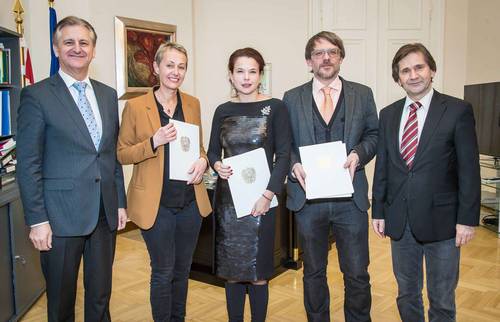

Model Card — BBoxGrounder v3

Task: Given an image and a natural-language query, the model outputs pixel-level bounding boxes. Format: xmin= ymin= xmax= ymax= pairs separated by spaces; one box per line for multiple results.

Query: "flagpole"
xmin=12 ymin=0 xmax=26 ymax=87
xmin=48 ymin=0 xmax=59 ymax=76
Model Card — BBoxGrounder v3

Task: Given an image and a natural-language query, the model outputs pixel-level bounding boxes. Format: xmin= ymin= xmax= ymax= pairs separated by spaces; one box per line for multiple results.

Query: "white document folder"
xmin=169 ymin=120 xmax=200 ymax=181
xmin=223 ymin=148 xmax=278 ymax=218
xmin=299 ymin=141 xmax=354 ymax=200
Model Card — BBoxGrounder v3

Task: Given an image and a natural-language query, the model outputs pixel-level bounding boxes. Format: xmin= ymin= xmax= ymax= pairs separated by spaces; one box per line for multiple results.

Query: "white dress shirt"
xmin=312 ymin=75 xmax=343 ymax=110
xmin=398 ymin=88 xmax=434 ymax=146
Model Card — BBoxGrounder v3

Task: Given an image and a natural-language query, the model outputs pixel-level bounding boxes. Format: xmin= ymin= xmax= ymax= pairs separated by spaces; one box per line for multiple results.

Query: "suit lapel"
xmin=180 ymin=91 xmax=193 ymax=124
xmin=342 ymin=80 xmax=355 ymax=147
xmin=49 ymin=74 xmax=95 ymax=148
xmin=91 ymin=79 xmax=107 ymax=151
xmin=300 ymin=80 xmax=315 ymax=144
xmin=412 ymin=91 xmax=447 ymax=166
xmin=145 ymin=90 xmax=161 ymax=132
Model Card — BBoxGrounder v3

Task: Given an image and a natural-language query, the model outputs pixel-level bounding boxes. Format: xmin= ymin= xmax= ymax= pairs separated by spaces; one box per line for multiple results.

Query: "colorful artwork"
xmin=115 ymin=17 xmax=176 ymax=99
xmin=126 ymin=29 xmax=171 ymax=88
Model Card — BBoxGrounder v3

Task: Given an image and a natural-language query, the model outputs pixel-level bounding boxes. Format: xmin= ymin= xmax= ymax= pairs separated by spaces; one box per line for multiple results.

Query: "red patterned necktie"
xmin=400 ymin=102 xmax=422 ymax=168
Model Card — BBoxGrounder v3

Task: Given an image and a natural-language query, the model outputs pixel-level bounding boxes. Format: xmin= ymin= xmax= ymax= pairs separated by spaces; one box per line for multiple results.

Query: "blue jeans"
xmin=391 ymin=223 xmax=460 ymax=322
xmin=295 ymin=200 xmax=371 ymax=322
xmin=141 ymin=201 xmax=202 ymax=322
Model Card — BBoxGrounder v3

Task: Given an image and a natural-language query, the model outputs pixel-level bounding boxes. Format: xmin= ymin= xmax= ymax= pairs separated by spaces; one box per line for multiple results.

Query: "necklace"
xmin=155 ymin=89 xmax=177 ymax=115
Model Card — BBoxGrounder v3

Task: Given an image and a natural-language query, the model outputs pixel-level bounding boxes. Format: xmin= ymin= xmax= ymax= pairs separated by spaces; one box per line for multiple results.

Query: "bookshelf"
xmin=0 ymin=26 xmax=21 ymax=136
xmin=0 ymin=26 xmax=44 ymax=322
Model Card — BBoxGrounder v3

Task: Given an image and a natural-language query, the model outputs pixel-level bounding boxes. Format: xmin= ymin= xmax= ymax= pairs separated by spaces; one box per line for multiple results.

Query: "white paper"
xmin=169 ymin=120 xmax=200 ymax=181
xmin=299 ymin=141 xmax=354 ymax=200
xmin=223 ymin=148 xmax=278 ymax=218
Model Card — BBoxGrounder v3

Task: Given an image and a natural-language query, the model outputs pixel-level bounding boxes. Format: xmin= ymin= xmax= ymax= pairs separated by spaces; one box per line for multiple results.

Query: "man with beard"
xmin=283 ymin=31 xmax=378 ymax=322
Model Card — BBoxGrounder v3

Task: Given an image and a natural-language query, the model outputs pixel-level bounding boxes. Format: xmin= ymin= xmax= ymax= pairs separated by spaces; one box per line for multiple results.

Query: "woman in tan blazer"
xmin=117 ymin=42 xmax=211 ymax=322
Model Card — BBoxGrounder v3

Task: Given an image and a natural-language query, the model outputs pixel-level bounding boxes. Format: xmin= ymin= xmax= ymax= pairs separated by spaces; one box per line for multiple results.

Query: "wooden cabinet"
xmin=0 ymin=184 xmax=45 ymax=322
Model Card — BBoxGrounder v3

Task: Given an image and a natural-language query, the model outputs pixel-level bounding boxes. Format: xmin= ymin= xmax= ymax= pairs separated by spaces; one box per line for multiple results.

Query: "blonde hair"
xmin=154 ymin=42 xmax=188 ymax=67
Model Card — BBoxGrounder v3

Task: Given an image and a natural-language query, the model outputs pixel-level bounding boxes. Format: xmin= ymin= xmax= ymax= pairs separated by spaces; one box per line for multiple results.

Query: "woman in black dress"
xmin=207 ymin=48 xmax=291 ymax=322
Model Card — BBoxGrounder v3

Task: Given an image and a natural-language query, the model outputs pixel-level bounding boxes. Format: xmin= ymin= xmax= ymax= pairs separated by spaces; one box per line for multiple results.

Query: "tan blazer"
xmin=117 ymin=89 xmax=212 ymax=229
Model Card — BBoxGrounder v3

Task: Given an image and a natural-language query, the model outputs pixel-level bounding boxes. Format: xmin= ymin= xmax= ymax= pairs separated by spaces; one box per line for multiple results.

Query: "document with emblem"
xmin=299 ymin=141 xmax=354 ymax=200
xmin=169 ymin=119 xmax=200 ymax=181
xmin=223 ymin=148 xmax=278 ymax=218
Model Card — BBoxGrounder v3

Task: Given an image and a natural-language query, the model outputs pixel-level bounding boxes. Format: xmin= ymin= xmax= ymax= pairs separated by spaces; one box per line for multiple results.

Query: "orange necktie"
xmin=321 ymin=86 xmax=334 ymax=124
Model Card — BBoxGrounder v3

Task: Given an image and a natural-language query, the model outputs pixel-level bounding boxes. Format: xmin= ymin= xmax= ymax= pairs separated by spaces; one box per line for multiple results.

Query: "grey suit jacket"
xmin=17 ymin=74 xmax=127 ymax=237
xmin=283 ymin=78 xmax=378 ymax=212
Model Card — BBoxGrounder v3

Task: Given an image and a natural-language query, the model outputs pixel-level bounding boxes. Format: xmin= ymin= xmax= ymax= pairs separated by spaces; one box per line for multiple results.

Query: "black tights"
xmin=225 ymin=282 xmax=269 ymax=322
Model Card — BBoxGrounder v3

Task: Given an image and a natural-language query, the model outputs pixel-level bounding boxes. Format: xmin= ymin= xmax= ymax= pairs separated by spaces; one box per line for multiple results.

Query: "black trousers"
xmin=41 ymin=204 xmax=116 ymax=322
xmin=141 ymin=200 xmax=202 ymax=322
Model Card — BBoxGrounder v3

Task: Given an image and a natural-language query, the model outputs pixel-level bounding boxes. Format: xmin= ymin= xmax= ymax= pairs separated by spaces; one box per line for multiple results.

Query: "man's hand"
xmin=372 ymin=219 xmax=385 ymax=238
xmin=29 ymin=223 xmax=53 ymax=251
xmin=292 ymin=163 xmax=306 ymax=190
xmin=344 ymin=151 xmax=359 ymax=181
xmin=152 ymin=123 xmax=177 ymax=148
xmin=455 ymin=224 xmax=475 ymax=247
xmin=187 ymin=158 xmax=208 ymax=185
xmin=214 ymin=161 xmax=232 ymax=180
xmin=118 ymin=208 xmax=128 ymax=230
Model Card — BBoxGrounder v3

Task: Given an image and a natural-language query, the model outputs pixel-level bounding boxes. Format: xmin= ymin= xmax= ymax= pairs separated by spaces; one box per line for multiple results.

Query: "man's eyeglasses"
xmin=311 ymin=48 xmax=341 ymax=59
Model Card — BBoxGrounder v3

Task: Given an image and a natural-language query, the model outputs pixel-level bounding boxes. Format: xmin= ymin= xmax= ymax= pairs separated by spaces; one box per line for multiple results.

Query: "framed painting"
xmin=114 ymin=16 xmax=176 ymax=99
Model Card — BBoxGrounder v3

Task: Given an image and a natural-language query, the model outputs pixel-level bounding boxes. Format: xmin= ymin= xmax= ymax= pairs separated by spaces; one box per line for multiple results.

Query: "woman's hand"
xmin=251 ymin=190 xmax=274 ymax=216
xmin=152 ymin=123 xmax=177 ymax=148
xmin=214 ymin=161 xmax=232 ymax=180
xmin=187 ymin=158 xmax=208 ymax=184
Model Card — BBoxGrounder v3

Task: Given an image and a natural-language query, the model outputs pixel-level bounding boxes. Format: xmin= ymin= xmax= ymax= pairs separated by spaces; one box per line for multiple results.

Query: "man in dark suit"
xmin=372 ymin=43 xmax=480 ymax=322
xmin=283 ymin=31 xmax=378 ymax=322
xmin=16 ymin=16 xmax=127 ymax=322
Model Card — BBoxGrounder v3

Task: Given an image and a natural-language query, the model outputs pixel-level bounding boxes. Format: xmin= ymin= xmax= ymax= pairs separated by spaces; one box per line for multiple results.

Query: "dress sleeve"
xmin=207 ymin=106 xmax=223 ymax=169
xmin=267 ymin=101 xmax=291 ymax=194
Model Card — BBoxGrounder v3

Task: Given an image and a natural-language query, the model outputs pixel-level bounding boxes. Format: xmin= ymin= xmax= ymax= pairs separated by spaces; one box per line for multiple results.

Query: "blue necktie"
xmin=73 ymin=82 xmax=101 ymax=150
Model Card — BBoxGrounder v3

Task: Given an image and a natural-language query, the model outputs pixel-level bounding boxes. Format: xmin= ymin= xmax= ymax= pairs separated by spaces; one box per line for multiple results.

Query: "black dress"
xmin=207 ymin=98 xmax=291 ymax=281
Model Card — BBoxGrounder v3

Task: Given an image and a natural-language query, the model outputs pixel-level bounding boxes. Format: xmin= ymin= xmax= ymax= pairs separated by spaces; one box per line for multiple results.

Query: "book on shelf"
xmin=1 ymin=148 xmax=15 ymax=166
xmin=0 ymin=47 xmax=11 ymax=84
xmin=0 ymin=171 xmax=15 ymax=188
xmin=0 ymin=161 xmax=15 ymax=174
xmin=0 ymin=137 xmax=14 ymax=154
xmin=0 ymin=90 xmax=10 ymax=135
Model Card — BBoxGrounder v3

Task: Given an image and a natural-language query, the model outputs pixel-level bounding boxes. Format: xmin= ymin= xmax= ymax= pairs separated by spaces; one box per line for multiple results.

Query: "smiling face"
xmin=229 ymin=56 xmax=261 ymax=96
xmin=53 ymin=25 xmax=95 ymax=80
xmin=397 ymin=51 xmax=435 ymax=101
xmin=306 ymin=38 xmax=343 ymax=83
xmin=153 ymin=48 xmax=187 ymax=91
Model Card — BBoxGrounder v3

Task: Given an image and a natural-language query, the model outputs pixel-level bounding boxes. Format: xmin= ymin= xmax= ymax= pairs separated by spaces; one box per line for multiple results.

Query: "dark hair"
xmin=53 ymin=16 xmax=97 ymax=46
xmin=305 ymin=31 xmax=345 ymax=60
xmin=228 ymin=47 xmax=265 ymax=73
xmin=392 ymin=43 xmax=436 ymax=82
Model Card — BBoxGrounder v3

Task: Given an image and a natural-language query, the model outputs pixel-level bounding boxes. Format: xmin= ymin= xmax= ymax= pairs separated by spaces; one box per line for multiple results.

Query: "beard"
xmin=315 ymin=63 xmax=338 ymax=80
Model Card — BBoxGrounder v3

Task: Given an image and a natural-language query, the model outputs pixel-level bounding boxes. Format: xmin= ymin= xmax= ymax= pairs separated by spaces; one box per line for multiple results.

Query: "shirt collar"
xmin=312 ymin=75 xmax=342 ymax=95
xmin=403 ymin=88 xmax=434 ymax=112
xmin=58 ymin=69 xmax=92 ymax=90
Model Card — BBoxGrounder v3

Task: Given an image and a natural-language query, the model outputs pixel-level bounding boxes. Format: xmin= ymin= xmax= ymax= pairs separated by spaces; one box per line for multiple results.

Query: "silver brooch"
xmin=261 ymin=105 xmax=271 ymax=116
xmin=241 ymin=167 xmax=256 ymax=184
xmin=180 ymin=136 xmax=191 ymax=152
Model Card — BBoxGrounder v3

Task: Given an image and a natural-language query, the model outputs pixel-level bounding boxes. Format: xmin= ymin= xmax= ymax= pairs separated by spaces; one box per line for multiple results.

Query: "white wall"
xmin=465 ymin=0 xmax=500 ymax=85
xmin=13 ymin=0 xmax=194 ymax=92
xmin=442 ymin=0 xmax=468 ymax=98
xmin=193 ymin=0 xmax=310 ymax=144
xmin=0 ymin=0 xmax=17 ymax=32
